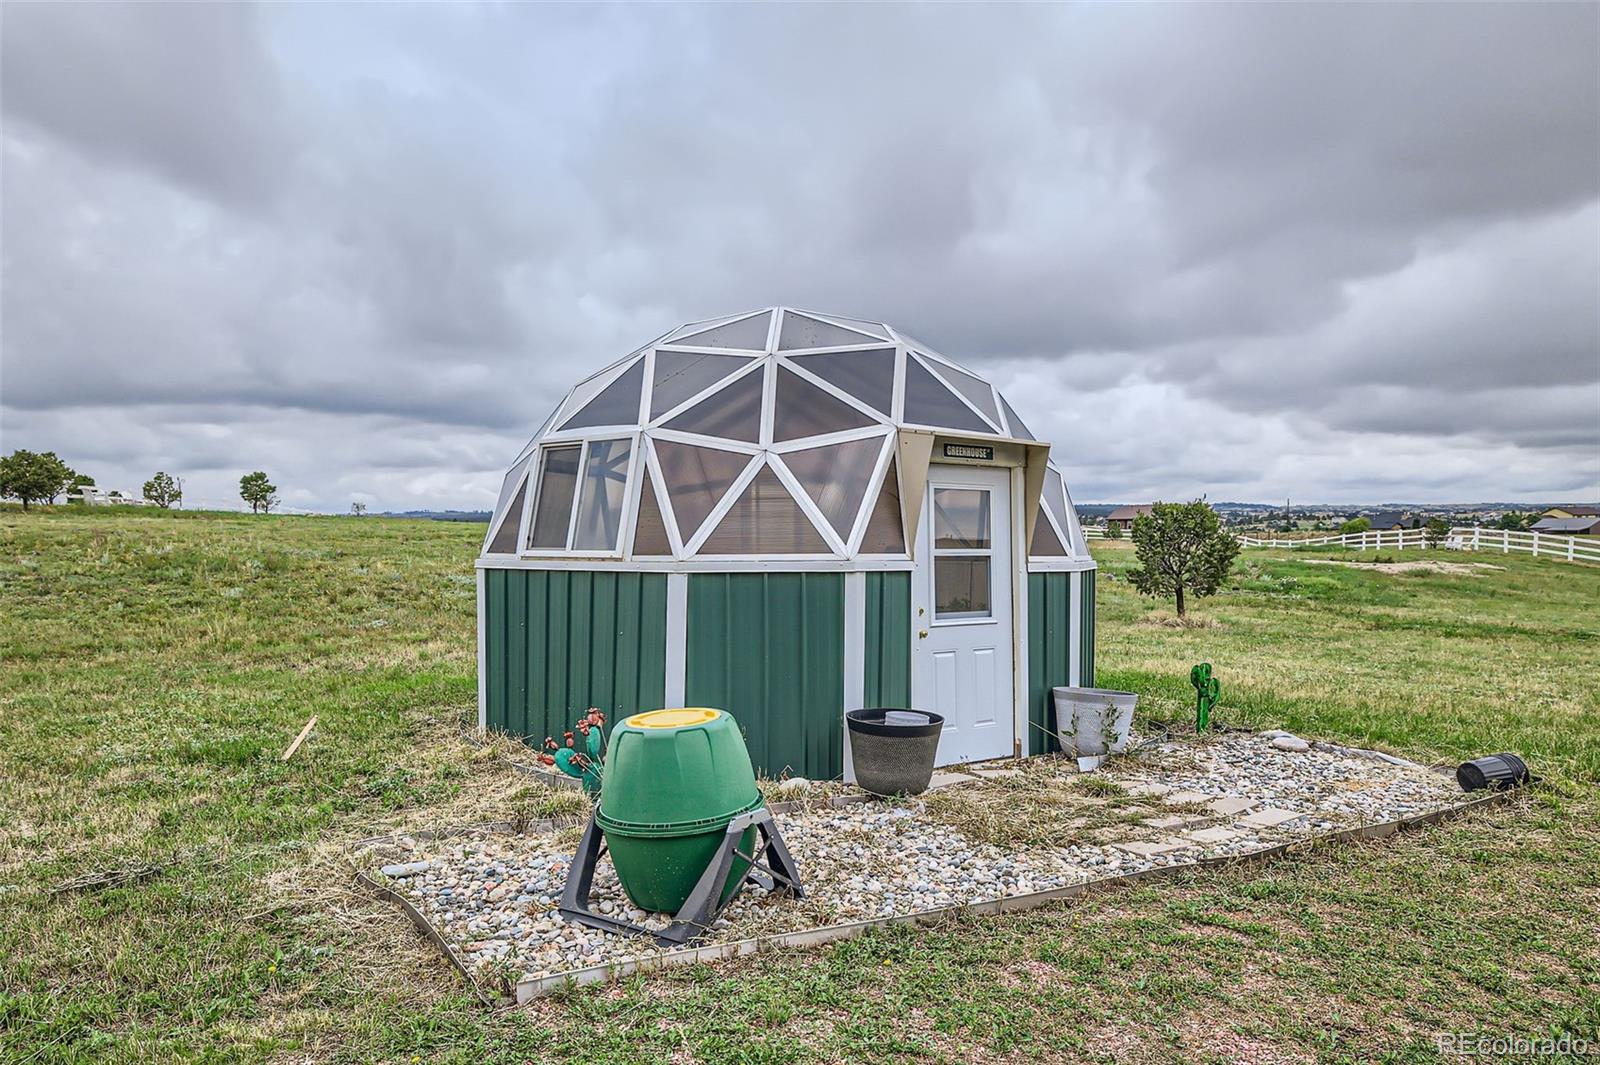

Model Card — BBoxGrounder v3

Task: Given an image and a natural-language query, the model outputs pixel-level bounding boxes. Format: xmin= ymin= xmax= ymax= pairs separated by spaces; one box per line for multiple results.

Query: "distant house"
xmin=1541 ymin=505 xmax=1599 ymax=520
xmin=1530 ymin=516 xmax=1600 ymax=536
xmin=66 ymin=487 xmax=150 ymax=506
xmin=1366 ymin=511 xmax=1418 ymax=531
xmin=1105 ymin=504 xmax=1156 ymax=531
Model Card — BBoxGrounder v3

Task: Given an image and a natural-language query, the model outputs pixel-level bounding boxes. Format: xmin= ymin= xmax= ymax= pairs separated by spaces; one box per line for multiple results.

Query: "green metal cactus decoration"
xmin=539 ymin=709 xmax=607 ymax=795
xmin=1190 ymin=663 xmax=1221 ymax=732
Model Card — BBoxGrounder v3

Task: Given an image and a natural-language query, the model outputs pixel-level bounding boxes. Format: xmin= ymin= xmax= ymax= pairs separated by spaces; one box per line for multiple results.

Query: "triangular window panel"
xmin=777 ymin=310 xmax=883 ymax=351
xmin=1000 ymin=394 xmax=1036 ymax=441
xmin=772 ymin=366 xmax=877 ymax=441
xmin=560 ymin=359 xmax=644 ymax=430
xmin=652 ymin=439 xmax=751 ymax=543
xmin=669 ymin=311 xmax=772 ymax=351
xmin=486 ymin=479 xmax=527 ymax=554
xmin=903 ymin=356 xmax=992 ymax=434
xmin=782 ymin=436 xmax=884 ymax=540
xmin=859 ymin=457 xmax=905 ymax=554
xmin=650 ymin=351 xmax=751 ymax=418
xmin=1042 ymin=467 xmax=1070 ymax=535
xmin=1030 ymin=508 xmax=1068 ymax=556
xmin=808 ymin=312 xmax=889 ymax=340
xmin=928 ymin=359 xmax=1001 ymax=426
xmin=699 ymin=466 xmax=830 ymax=554
xmin=663 ymin=365 xmax=763 ymax=443
xmin=790 ymin=348 xmax=895 ymax=416
xmin=631 ymin=467 xmax=672 ymax=556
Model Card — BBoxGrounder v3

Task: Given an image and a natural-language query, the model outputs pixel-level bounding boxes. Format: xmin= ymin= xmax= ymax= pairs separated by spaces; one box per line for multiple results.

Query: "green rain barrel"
xmin=597 ymin=708 xmax=763 ymax=914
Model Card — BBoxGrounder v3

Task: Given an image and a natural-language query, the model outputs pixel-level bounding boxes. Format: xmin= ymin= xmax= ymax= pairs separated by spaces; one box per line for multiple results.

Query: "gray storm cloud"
xmin=1 ymin=2 xmax=1595 ymax=510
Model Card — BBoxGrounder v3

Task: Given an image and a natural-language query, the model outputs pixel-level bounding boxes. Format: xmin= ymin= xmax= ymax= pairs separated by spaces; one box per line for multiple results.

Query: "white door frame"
xmin=910 ymin=463 xmax=1017 ymax=764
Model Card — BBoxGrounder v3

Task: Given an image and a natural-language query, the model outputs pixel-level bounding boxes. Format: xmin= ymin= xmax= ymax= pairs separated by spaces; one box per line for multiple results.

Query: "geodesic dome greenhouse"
xmin=477 ymin=308 xmax=1097 ymax=781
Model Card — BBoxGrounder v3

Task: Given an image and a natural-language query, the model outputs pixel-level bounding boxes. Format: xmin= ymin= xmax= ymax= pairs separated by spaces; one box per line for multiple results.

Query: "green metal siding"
xmin=863 ymin=572 xmax=911 ymax=709
xmin=685 ymin=573 xmax=844 ymax=781
xmin=483 ymin=569 xmax=667 ymax=743
xmin=1079 ymin=568 xmax=1096 ymax=689
xmin=1027 ymin=571 xmax=1073 ymax=755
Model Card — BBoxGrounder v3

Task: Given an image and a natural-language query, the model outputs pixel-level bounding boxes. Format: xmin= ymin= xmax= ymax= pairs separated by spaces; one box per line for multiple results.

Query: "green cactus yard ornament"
xmin=1190 ymin=663 xmax=1221 ymax=732
xmin=539 ymin=709 xmax=607 ymax=795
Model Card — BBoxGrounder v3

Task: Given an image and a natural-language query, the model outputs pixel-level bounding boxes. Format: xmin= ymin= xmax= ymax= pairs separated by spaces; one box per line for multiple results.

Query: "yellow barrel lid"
xmin=626 ymin=707 xmax=722 ymax=729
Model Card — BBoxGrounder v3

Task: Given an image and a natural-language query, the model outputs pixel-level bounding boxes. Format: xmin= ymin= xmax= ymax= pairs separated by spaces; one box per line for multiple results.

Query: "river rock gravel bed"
xmin=357 ymin=731 xmax=1468 ymax=986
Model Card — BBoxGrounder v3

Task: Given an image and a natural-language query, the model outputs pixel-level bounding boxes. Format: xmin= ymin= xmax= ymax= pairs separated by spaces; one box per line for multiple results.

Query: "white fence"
xmin=1237 ymin=526 xmax=1600 ymax=563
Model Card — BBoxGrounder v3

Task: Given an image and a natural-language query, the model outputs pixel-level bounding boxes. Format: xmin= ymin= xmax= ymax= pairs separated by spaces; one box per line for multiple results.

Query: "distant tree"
xmin=1424 ymin=516 xmax=1450 ymax=548
xmin=239 ymin=471 xmax=279 ymax=514
xmin=1102 ymin=522 xmax=1122 ymax=540
xmin=68 ymin=472 xmax=96 ymax=493
xmin=1339 ymin=516 xmax=1371 ymax=536
xmin=1496 ymin=511 xmax=1532 ymax=531
xmin=1127 ymin=500 xmax=1241 ymax=618
xmin=350 ymin=502 xmax=367 ymax=517
xmin=0 ymin=449 xmax=75 ymax=510
xmin=143 ymin=471 xmax=181 ymax=508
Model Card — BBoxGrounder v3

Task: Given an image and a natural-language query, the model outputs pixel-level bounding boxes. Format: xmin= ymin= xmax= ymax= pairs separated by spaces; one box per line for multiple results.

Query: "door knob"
xmin=918 ymin=629 xmax=929 ymax=639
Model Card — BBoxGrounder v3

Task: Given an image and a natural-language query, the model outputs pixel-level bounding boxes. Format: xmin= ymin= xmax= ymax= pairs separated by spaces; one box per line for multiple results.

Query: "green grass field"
xmin=2 ymin=508 xmax=1596 ymax=1063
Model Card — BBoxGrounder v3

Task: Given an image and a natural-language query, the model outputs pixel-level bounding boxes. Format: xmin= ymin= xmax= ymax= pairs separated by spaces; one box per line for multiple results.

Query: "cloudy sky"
xmin=3 ymin=3 xmax=1596 ymax=512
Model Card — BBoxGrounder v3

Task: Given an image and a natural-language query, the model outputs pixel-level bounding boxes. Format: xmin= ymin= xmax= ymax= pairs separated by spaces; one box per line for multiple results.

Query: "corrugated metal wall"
xmin=1026 ymin=569 xmax=1095 ymax=755
xmin=863 ymin=572 xmax=911 ymax=709
xmin=483 ymin=569 xmax=667 ymax=743
xmin=685 ymin=573 xmax=844 ymax=781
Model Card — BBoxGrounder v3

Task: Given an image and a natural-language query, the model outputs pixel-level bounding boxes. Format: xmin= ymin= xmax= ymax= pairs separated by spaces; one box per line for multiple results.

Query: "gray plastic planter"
xmin=1051 ymin=687 xmax=1137 ymax=757
xmin=846 ymin=709 xmax=944 ymax=796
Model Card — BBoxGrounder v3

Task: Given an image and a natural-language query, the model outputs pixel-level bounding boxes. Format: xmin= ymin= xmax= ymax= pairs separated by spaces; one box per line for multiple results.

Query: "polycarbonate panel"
xmin=653 ymin=440 xmax=751 ymax=542
xmin=528 ymin=445 xmax=581 ymax=549
xmin=781 ymin=436 xmax=884 ymax=540
xmin=1041 ymin=467 xmax=1069 ymax=535
xmin=631 ymin=467 xmax=672 ymax=556
xmin=772 ymin=366 xmax=877 ymax=441
xmin=777 ymin=310 xmax=882 ymax=351
xmin=560 ymin=359 xmax=644 ymax=430
xmin=1030 ymin=508 xmax=1068 ymax=556
xmin=486 ymin=479 xmax=527 ymax=554
xmin=699 ymin=466 xmax=831 ymax=554
xmin=790 ymin=348 xmax=895 ymax=416
xmin=808 ymin=312 xmax=889 ymax=340
xmin=669 ymin=311 xmax=772 ymax=351
xmin=930 ymin=360 xmax=1001 ymax=426
xmin=859 ymin=457 xmax=905 ymax=553
xmin=933 ymin=488 xmax=990 ymax=549
xmin=999 ymin=394 xmax=1036 ymax=441
xmin=663 ymin=365 xmax=763 ymax=443
xmin=650 ymin=351 xmax=751 ymax=418
xmin=571 ymin=438 xmax=632 ymax=551
xmin=492 ymin=454 xmax=532 ymax=527
xmin=903 ymin=356 xmax=992 ymax=433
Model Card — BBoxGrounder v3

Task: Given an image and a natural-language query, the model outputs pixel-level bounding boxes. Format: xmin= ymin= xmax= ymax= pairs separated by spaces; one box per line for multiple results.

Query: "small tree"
xmin=1339 ymin=516 xmax=1371 ymax=536
xmin=0 ymin=449 xmax=75 ymax=510
xmin=1424 ymin=516 xmax=1450 ymax=548
xmin=239 ymin=471 xmax=279 ymax=514
xmin=68 ymin=473 xmax=96 ymax=497
xmin=350 ymin=501 xmax=367 ymax=517
xmin=1127 ymin=500 xmax=1241 ymax=617
xmin=1102 ymin=522 xmax=1122 ymax=540
xmin=143 ymin=471 xmax=182 ymax=508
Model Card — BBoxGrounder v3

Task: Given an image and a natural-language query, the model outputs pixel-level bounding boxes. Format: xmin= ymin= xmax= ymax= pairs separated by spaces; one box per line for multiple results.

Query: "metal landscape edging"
xmin=345 ymin=780 xmax=1516 ymax=1007
xmin=507 ymin=787 xmax=1516 ymax=1003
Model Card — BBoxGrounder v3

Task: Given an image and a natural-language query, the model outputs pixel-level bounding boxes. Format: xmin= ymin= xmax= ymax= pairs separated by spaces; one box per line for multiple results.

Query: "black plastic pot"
xmin=1456 ymin=752 xmax=1532 ymax=792
xmin=846 ymin=708 xmax=944 ymax=797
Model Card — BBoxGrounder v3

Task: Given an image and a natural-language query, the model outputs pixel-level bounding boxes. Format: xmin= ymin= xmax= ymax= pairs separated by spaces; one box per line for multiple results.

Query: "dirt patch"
xmin=1302 ymin=558 xmax=1503 ymax=576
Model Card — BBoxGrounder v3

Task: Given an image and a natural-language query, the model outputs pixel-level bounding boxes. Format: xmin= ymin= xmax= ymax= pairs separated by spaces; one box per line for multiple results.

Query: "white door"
xmin=911 ymin=464 xmax=1015 ymax=765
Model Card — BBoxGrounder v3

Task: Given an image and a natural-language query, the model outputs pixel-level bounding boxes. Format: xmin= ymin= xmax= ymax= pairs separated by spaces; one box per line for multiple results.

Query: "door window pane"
xmin=933 ymin=488 xmax=990 ymax=549
xmin=572 ymin=438 xmax=632 ymax=551
xmin=663 ymin=364 xmax=763 ymax=442
xmin=528 ymin=445 xmax=581 ymax=549
xmin=935 ymin=557 xmax=991 ymax=619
